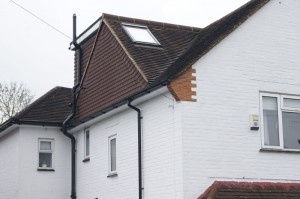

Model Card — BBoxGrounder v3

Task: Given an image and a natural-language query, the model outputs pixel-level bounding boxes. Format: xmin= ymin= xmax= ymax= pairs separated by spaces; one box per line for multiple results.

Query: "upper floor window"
xmin=38 ymin=139 xmax=54 ymax=169
xmin=84 ymin=128 xmax=90 ymax=159
xmin=261 ymin=93 xmax=300 ymax=150
xmin=108 ymin=135 xmax=117 ymax=175
xmin=122 ymin=23 xmax=160 ymax=45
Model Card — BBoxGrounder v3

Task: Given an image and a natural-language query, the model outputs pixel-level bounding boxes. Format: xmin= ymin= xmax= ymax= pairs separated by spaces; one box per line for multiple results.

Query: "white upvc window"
xmin=260 ymin=93 xmax=300 ymax=150
xmin=84 ymin=128 xmax=90 ymax=159
xmin=108 ymin=135 xmax=117 ymax=174
xmin=38 ymin=139 xmax=54 ymax=169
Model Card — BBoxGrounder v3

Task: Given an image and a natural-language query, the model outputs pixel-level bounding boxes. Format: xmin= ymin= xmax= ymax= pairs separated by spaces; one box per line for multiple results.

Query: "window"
xmin=261 ymin=93 xmax=300 ymax=150
xmin=108 ymin=135 xmax=117 ymax=174
xmin=38 ymin=139 xmax=54 ymax=169
xmin=84 ymin=128 xmax=90 ymax=159
xmin=122 ymin=23 xmax=160 ymax=45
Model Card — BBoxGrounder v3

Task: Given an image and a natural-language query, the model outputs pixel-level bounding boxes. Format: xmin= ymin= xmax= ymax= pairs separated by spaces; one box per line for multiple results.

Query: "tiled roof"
xmin=73 ymin=0 xmax=269 ymax=124
xmin=73 ymin=13 xmax=202 ymax=123
xmin=103 ymin=14 xmax=201 ymax=83
xmin=198 ymin=181 xmax=300 ymax=199
xmin=152 ymin=0 xmax=270 ymax=84
xmin=0 ymin=87 xmax=71 ymax=132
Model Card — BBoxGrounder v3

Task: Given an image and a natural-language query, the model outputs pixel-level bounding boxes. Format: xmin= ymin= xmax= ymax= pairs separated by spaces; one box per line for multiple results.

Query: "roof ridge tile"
xmin=103 ymin=13 xmax=201 ymax=32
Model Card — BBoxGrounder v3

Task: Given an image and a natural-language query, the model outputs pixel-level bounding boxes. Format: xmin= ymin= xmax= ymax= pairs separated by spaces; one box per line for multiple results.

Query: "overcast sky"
xmin=0 ymin=0 xmax=249 ymax=99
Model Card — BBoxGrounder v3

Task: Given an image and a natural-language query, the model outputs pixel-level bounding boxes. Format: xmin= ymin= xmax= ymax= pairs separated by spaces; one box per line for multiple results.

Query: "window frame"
xmin=108 ymin=134 xmax=117 ymax=175
xmin=281 ymin=95 xmax=300 ymax=112
xmin=38 ymin=138 xmax=54 ymax=170
xmin=260 ymin=93 xmax=300 ymax=151
xmin=84 ymin=128 xmax=90 ymax=159
xmin=122 ymin=23 xmax=161 ymax=46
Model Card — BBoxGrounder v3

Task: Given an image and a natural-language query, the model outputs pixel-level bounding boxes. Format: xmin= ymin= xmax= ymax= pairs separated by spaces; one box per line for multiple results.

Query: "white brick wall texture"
xmin=182 ymin=0 xmax=300 ymax=198
xmin=0 ymin=128 xmax=19 ymax=199
xmin=74 ymin=91 xmax=184 ymax=199
xmin=0 ymin=125 xmax=71 ymax=199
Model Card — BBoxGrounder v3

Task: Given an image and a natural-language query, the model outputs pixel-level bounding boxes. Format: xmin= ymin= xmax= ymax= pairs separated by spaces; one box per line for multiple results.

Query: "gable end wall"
xmin=181 ymin=1 xmax=300 ymax=198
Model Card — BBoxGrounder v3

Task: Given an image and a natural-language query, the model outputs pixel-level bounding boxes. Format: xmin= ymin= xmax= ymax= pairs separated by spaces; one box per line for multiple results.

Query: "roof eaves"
xmin=0 ymin=86 xmax=70 ymax=133
xmin=71 ymin=80 xmax=167 ymax=126
xmin=102 ymin=14 xmax=149 ymax=83
xmin=0 ymin=117 xmax=16 ymax=133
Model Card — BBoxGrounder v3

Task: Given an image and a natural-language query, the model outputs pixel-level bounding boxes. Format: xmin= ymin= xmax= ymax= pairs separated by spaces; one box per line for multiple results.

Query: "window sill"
xmin=82 ymin=157 xmax=90 ymax=163
xmin=37 ymin=168 xmax=55 ymax=171
xmin=107 ymin=173 xmax=118 ymax=178
xmin=260 ymin=148 xmax=300 ymax=154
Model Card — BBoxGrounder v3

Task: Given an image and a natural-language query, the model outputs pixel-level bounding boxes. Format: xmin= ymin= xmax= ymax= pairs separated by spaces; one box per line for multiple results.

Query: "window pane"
xmin=85 ymin=131 xmax=90 ymax=157
xmin=110 ymin=138 xmax=116 ymax=172
xmin=39 ymin=153 xmax=52 ymax=168
xmin=123 ymin=25 xmax=158 ymax=44
xmin=283 ymin=98 xmax=300 ymax=109
xmin=262 ymin=97 xmax=280 ymax=146
xmin=40 ymin=141 xmax=51 ymax=150
xmin=282 ymin=112 xmax=300 ymax=149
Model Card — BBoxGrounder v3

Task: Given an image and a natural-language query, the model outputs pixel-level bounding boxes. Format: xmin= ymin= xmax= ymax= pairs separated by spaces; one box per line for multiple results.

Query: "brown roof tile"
xmin=103 ymin=13 xmax=201 ymax=83
xmin=152 ymin=0 xmax=270 ymax=84
xmin=0 ymin=87 xmax=71 ymax=132
xmin=72 ymin=0 xmax=269 ymax=125
xmin=198 ymin=181 xmax=300 ymax=199
xmin=74 ymin=23 xmax=147 ymax=123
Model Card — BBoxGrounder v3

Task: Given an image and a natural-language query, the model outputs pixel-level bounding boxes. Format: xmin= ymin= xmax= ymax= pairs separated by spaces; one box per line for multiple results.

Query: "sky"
xmin=0 ymin=0 xmax=249 ymax=99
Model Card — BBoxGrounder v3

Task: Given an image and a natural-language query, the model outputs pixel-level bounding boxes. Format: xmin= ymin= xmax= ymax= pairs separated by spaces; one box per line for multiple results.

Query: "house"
xmin=1 ymin=0 xmax=300 ymax=199
xmin=0 ymin=87 xmax=72 ymax=199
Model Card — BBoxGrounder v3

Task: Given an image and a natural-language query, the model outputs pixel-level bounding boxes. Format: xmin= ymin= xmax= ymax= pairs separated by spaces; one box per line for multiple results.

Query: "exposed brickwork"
xmin=168 ymin=66 xmax=196 ymax=102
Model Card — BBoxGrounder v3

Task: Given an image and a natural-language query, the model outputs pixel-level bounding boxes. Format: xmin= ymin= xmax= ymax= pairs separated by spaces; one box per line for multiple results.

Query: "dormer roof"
xmin=73 ymin=0 xmax=269 ymax=124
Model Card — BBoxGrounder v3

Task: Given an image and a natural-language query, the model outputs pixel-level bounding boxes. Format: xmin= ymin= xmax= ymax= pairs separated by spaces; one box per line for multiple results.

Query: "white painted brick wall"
xmin=0 ymin=125 xmax=71 ymax=199
xmin=17 ymin=126 xmax=71 ymax=199
xmin=182 ymin=0 xmax=300 ymax=198
xmin=0 ymin=128 xmax=20 ymax=199
xmin=74 ymin=91 xmax=184 ymax=199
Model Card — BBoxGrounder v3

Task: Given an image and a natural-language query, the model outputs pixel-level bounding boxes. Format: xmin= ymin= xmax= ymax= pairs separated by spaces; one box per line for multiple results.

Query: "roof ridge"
xmin=102 ymin=16 xmax=149 ymax=82
xmin=102 ymin=13 xmax=202 ymax=32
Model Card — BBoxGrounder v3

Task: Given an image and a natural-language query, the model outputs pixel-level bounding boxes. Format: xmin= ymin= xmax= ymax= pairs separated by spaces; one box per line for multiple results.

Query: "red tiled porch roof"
xmin=198 ymin=181 xmax=300 ymax=199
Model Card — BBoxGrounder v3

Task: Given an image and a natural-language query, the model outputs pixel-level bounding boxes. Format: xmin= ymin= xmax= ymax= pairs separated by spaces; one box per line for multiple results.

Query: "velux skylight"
xmin=122 ymin=23 xmax=160 ymax=45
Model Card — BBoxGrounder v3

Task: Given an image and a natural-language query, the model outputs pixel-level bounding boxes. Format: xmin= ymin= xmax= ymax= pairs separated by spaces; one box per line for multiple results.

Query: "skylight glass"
xmin=122 ymin=24 xmax=160 ymax=45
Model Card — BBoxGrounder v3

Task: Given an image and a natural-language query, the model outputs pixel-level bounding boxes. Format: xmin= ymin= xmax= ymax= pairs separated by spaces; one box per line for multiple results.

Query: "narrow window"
xmin=262 ymin=96 xmax=280 ymax=147
xmin=108 ymin=135 xmax=117 ymax=174
xmin=84 ymin=128 xmax=90 ymax=159
xmin=282 ymin=97 xmax=300 ymax=149
xmin=38 ymin=139 xmax=54 ymax=169
xmin=282 ymin=112 xmax=300 ymax=149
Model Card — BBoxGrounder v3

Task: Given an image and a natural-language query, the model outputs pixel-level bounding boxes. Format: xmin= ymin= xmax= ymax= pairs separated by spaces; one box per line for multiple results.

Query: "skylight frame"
xmin=122 ymin=23 xmax=161 ymax=46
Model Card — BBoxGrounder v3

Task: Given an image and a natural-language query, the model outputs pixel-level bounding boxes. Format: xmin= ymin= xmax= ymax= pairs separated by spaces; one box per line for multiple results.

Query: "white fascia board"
xmin=70 ymin=19 xmax=102 ymax=49
xmin=0 ymin=124 xmax=61 ymax=139
xmin=0 ymin=125 xmax=18 ymax=139
xmin=70 ymin=86 xmax=170 ymax=133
